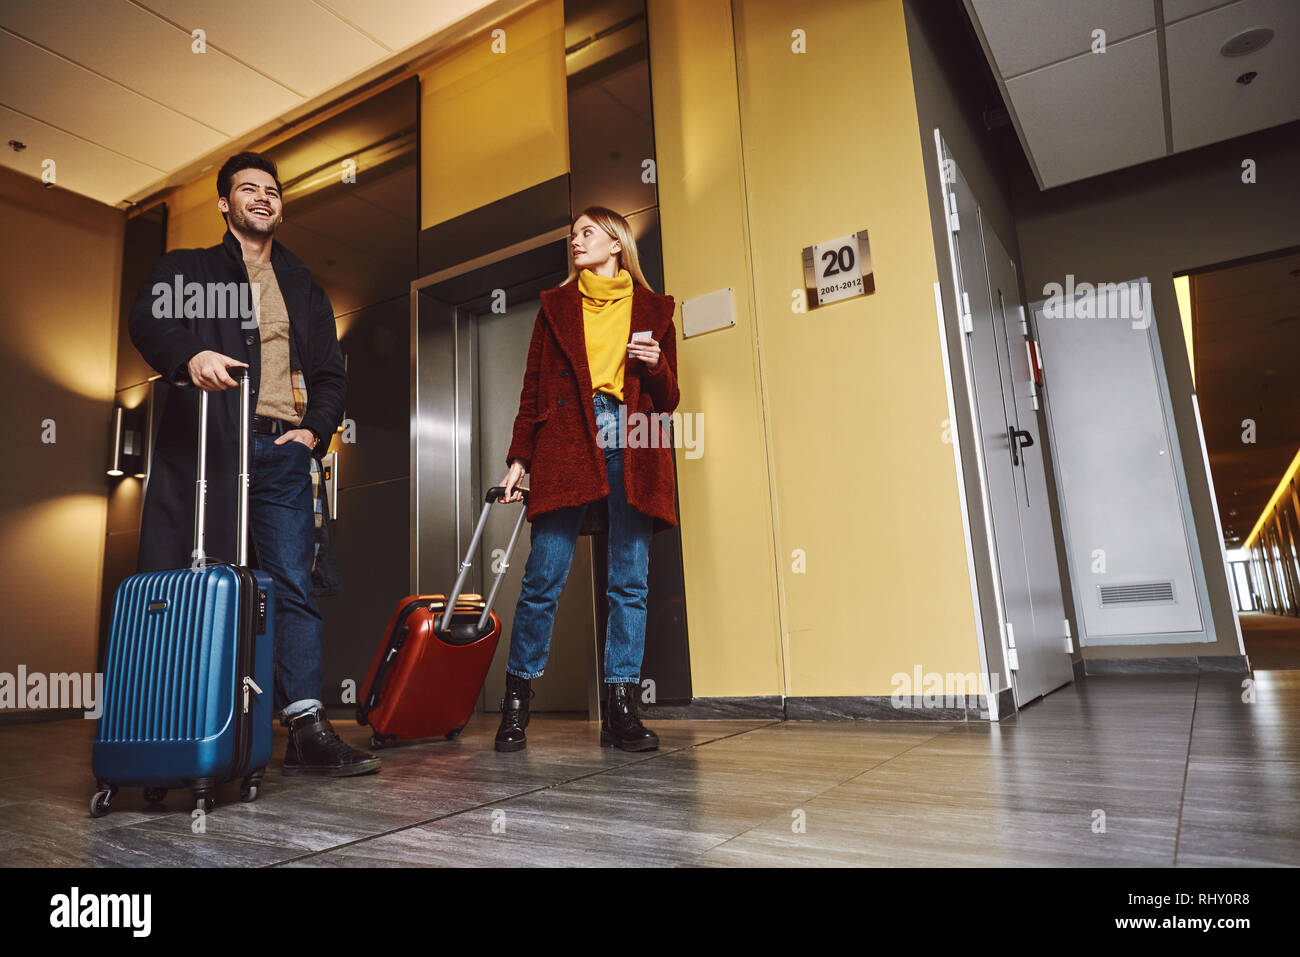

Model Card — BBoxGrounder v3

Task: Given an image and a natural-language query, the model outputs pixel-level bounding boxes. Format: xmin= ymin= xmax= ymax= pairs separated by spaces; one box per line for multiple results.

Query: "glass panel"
xmin=1271 ymin=514 xmax=1295 ymax=614
xmin=1232 ymin=562 xmax=1253 ymax=611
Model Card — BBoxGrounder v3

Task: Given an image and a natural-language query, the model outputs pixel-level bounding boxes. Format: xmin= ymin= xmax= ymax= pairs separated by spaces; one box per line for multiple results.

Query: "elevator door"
xmin=413 ymin=280 xmax=599 ymax=716
xmin=475 ymin=298 xmax=598 ymax=713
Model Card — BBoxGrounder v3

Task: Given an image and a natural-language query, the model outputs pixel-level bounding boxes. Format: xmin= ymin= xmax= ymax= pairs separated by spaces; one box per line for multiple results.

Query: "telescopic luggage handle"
xmin=192 ymin=367 xmax=252 ymax=568
xmin=440 ymin=486 xmax=529 ymax=632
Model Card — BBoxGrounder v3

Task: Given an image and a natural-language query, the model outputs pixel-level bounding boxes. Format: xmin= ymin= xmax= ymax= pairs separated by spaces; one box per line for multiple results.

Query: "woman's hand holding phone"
xmin=627 ymin=330 xmax=660 ymax=369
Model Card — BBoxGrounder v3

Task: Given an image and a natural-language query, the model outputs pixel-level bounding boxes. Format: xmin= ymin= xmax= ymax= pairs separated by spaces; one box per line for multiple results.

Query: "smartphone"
xmin=630 ymin=330 xmax=653 ymax=343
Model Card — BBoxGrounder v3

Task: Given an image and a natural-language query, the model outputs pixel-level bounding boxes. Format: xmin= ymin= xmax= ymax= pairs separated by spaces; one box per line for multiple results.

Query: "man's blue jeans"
xmin=506 ymin=390 xmax=653 ymax=684
xmin=250 ymin=433 xmax=323 ymax=717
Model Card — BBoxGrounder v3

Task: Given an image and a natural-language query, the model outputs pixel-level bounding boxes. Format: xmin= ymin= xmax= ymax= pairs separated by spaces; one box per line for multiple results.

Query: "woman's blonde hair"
xmin=564 ymin=205 xmax=655 ymax=291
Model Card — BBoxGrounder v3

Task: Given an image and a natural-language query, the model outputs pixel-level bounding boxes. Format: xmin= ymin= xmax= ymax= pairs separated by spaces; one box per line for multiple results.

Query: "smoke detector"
xmin=1220 ymin=28 xmax=1273 ymax=57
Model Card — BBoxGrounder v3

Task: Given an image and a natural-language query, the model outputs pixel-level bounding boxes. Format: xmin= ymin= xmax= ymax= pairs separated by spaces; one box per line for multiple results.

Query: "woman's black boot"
xmin=495 ymin=674 xmax=532 ymax=752
xmin=601 ymin=682 xmax=659 ymax=752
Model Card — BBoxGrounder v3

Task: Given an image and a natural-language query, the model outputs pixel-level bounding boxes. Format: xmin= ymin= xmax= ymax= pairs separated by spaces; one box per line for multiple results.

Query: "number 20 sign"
xmin=801 ymin=229 xmax=875 ymax=308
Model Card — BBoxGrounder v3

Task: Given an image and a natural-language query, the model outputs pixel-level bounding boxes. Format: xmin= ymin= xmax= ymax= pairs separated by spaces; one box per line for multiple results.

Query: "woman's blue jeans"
xmin=506 ymin=390 xmax=653 ymax=684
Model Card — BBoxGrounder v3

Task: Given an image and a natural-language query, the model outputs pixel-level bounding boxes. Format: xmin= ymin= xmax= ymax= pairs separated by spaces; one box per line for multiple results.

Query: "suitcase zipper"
xmin=228 ymin=569 xmax=259 ymax=782
xmin=242 ymin=676 xmax=263 ymax=714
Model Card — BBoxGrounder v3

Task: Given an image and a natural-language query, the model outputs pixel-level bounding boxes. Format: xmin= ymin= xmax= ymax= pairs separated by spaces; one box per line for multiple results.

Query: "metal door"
xmin=947 ymin=160 xmax=1034 ymax=704
xmin=981 ymin=221 xmax=1074 ymax=701
xmin=937 ymin=137 xmax=1074 ymax=707
xmin=1033 ymin=278 xmax=1215 ymax=644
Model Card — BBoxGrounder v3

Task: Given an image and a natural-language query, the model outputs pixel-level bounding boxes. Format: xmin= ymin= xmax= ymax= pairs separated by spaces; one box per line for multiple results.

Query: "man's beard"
xmin=230 ymin=203 xmax=279 ymax=236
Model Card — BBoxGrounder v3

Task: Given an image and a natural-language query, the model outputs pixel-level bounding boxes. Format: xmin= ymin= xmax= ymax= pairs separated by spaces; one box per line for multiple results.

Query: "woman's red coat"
xmin=506 ymin=279 xmax=681 ymax=534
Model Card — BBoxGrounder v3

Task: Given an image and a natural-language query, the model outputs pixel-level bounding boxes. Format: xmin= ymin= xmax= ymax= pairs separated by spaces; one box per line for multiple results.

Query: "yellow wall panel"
xmin=419 ymin=0 xmax=568 ymax=229
xmin=733 ymin=0 xmax=980 ymax=695
xmin=0 ymin=168 xmax=123 ymax=678
xmin=165 ymin=175 xmax=226 ymax=252
xmin=651 ymin=0 xmax=982 ymax=698
xmin=648 ymin=0 xmax=786 ymax=698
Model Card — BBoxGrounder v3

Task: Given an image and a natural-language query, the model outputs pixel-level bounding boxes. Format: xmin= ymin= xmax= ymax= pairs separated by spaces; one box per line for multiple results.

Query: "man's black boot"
xmin=495 ymin=674 xmax=532 ymax=752
xmin=601 ymin=682 xmax=659 ymax=752
xmin=282 ymin=707 xmax=381 ymax=776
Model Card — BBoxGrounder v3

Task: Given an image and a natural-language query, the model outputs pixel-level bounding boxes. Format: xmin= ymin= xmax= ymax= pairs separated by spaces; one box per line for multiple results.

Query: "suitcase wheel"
xmin=369 ymin=733 xmax=397 ymax=750
xmin=240 ymin=770 xmax=264 ymax=803
xmin=445 ymin=726 xmax=464 ymax=740
xmin=89 ymin=787 xmax=116 ymax=819
xmin=143 ymin=787 xmax=168 ymax=806
xmin=193 ymin=792 xmax=215 ymax=813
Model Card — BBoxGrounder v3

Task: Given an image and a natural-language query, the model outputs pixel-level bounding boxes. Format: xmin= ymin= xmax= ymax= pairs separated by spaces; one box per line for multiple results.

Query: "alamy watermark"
xmin=1040 ymin=275 xmax=1152 ymax=329
xmin=49 ymin=887 xmax=150 ymax=937
xmin=151 ymin=275 xmax=261 ymax=329
xmin=1 ymin=666 xmax=104 ymax=719
xmin=595 ymin=406 xmax=704 ymax=459
xmin=890 ymin=666 xmax=998 ymax=710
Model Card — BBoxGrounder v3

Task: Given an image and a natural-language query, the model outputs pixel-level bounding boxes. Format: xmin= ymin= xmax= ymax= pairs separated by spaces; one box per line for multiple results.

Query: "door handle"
xmin=1010 ymin=429 xmax=1034 ymax=467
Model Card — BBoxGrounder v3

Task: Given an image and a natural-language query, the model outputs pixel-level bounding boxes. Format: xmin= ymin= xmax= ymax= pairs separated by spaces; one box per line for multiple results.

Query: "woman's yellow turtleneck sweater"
xmin=578 ymin=267 xmax=634 ymax=401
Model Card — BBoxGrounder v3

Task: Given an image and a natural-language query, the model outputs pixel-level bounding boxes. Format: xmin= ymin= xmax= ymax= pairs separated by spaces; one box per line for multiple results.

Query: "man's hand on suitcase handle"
xmin=499 ymin=460 xmax=527 ymax=504
xmin=188 ymin=350 xmax=248 ymax=391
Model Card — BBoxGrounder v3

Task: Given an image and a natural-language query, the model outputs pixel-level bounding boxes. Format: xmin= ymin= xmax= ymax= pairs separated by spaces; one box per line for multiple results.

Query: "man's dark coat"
xmin=128 ymin=230 xmax=346 ymax=571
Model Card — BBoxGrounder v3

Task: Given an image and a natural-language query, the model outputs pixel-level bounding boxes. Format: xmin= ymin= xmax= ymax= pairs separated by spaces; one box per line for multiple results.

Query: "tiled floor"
xmin=1241 ymin=612 xmax=1300 ymax=670
xmin=2 ymin=671 xmax=1297 ymax=867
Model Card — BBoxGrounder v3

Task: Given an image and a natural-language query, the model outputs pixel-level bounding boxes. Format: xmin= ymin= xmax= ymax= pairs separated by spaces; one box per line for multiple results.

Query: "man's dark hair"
xmin=216 ymin=152 xmax=282 ymax=220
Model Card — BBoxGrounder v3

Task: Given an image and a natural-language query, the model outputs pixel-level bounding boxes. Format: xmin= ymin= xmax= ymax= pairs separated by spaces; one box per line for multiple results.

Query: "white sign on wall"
xmin=801 ymin=229 xmax=875 ymax=308
xmin=681 ymin=287 xmax=736 ymax=339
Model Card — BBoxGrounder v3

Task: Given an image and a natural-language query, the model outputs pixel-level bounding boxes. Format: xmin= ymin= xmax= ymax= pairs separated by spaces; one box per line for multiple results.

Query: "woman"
xmin=494 ymin=206 xmax=680 ymax=753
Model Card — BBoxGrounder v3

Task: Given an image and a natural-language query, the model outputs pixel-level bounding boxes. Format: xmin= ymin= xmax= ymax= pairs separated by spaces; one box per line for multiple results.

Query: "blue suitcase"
xmin=91 ymin=370 xmax=274 ymax=816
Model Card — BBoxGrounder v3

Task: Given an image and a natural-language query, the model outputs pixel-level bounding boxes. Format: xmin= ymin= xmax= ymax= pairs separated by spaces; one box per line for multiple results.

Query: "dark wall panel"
xmin=116 ymin=205 xmax=167 ymax=392
xmin=333 ymin=296 xmax=410 ymax=489
xmin=319 ymin=478 xmax=408 ymax=706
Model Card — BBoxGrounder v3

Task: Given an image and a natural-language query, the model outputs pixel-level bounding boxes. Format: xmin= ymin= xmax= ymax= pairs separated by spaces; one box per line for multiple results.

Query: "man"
xmin=128 ymin=151 xmax=379 ymax=777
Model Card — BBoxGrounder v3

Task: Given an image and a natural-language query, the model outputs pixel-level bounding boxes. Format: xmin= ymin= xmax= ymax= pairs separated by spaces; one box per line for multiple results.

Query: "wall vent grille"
xmin=1098 ymin=581 xmax=1176 ymax=606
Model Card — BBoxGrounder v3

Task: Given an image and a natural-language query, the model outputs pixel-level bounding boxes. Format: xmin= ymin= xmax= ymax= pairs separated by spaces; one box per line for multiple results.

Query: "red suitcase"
xmin=357 ymin=486 xmax=528 ymax=747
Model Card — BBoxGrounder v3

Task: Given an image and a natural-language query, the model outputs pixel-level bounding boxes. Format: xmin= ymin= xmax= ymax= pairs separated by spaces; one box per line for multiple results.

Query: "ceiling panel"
xmin=0 ymin=104 xmax=163 ymax=201
xmin=1166 ymin=0 xmax=1300 ymax=153
xmin=961 ymin=0 xmax=1300 ymax=189
xmin=0 ymin=0 xmax=502 ymax=206
xmin=318 ymin=0 xmax=490 ymax=52
xmin=1005 ymin=31 xmax=1165 ymax=187
xmin=968 ymin=0 xmax=1154 ymax=78
xmin=0 ymin=29 xmax=228 ymax=170
xmin=1163 ymin=0 xmax=1243 ymax=23
xmin=136 ymin=0 xmax=388 ymax=96
xmin=0 ymin=0 xmax=300 ymax=137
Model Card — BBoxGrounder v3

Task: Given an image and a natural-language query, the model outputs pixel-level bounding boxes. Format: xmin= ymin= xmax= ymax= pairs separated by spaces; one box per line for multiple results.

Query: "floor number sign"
xmin=801 ymin=229 xmax=875 ymax=308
